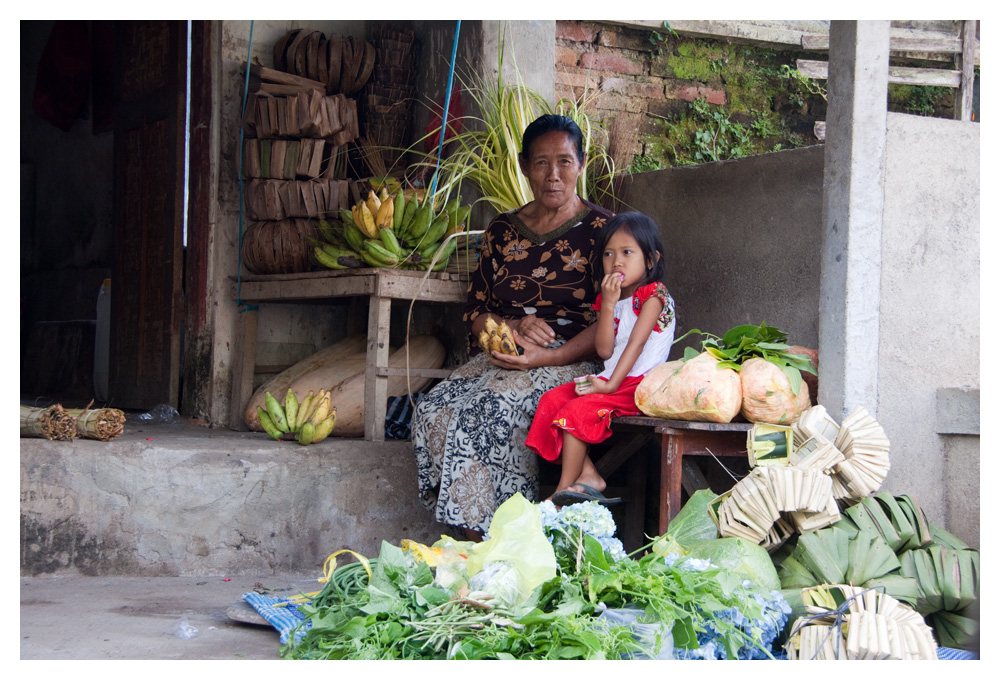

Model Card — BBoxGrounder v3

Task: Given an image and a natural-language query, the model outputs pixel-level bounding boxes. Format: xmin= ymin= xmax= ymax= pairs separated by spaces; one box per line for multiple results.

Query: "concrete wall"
xmin=616 ymin=129 xmax=980 ymax=547
xmin=878 ymin=112 xmax=980 ymax=547
xmin=21 ymin=432 xmax=452 ymax=577
xmin=617 ymin=144 xmax=825 ymax=352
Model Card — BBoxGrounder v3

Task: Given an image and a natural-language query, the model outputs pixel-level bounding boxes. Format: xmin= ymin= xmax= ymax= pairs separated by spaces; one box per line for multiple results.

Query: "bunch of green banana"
xmin=311 ymin=188 xmax=472 ymax=272
xmin=257 ymin=388 xmax=337 ymax=445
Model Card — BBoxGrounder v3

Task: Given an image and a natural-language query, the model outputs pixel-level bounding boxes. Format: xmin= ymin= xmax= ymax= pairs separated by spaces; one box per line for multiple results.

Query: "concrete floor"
xmin=19 ymin=414 xmax=454 ymax=660
xmin=20 ymin=573 xmax=313 ymax=660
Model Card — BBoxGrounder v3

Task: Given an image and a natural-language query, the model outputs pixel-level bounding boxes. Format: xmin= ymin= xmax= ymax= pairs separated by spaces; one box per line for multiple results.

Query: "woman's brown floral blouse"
xmin=462 ymin=199 xmax=614 ymax=350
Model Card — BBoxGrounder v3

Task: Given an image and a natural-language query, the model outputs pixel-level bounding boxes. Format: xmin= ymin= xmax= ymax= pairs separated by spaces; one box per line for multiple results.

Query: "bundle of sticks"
xmin=20 ymin=403 xmax=126 ymax=442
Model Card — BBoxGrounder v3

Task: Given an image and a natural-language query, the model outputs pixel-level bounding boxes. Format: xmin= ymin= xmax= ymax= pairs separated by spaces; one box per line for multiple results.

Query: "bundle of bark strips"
xmin=20 ymin=404 xmax=126 ymax=442
xmin=66 ymin=406 xmax=126 ymax=441
xmin=20 ymin=404 xmax=77 ymax=441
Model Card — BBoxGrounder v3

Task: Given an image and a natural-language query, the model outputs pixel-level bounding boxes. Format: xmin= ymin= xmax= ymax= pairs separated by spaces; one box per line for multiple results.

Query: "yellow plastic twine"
xmin=275 ymin=549 xmax=373 ymax=606
xmin=321 ymin=548 xmax=373 ymax=583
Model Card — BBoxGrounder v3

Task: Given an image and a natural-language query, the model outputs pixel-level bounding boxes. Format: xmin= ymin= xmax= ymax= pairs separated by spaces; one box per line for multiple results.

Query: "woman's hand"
xmin=486 ymin=328 xmax=552 ymax=370
xmin=509 ymin=314 xmax=556 ymax=348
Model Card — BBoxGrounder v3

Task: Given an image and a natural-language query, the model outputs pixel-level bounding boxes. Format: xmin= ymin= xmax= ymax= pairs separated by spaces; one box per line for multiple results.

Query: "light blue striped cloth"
xmin=242 ymin=592 xmax=311 ymax=645
xmin=937 ymin=646 xmax=978 ymax=660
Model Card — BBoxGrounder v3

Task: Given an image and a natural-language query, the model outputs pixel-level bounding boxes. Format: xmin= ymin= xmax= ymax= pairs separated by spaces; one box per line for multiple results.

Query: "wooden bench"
xmin=228 ymin=268 xmax=467 ymax=440
xmin=600 ymin=416 xmax=752 ymax=550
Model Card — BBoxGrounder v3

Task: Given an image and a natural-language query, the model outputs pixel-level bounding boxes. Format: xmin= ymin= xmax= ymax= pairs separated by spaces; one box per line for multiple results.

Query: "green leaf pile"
xmin=682 ymin=322 xmax=817 ymax=395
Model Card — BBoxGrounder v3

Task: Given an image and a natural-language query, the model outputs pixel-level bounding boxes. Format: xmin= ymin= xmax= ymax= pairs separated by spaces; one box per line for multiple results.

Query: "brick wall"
xmin=556 ymin=21 xmax=728 ymax=167
xmin=555 ymin=20 xmax=956 ymax=171
xmin=554 ymin=20 xmax=831 ymax=171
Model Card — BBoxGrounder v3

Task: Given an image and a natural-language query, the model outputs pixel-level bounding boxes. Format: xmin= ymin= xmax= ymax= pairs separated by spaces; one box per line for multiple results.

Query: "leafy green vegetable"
xmin=681 ymin=322 xmax=817 ymax=394
xmin=280 ymin=498 xmax=787 ymax=660
xmin=654 ymin=489 xmax=720 ymax=553
xmin=685 ymin=537 xmax=782 ymax=592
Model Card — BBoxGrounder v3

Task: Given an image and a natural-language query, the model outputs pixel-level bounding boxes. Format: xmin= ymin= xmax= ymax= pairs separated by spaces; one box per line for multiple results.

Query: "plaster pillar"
xmin=817 ymin=20 xmax=890 ymax=420
xmin=479 ymin=20 xmax=556 ymax=104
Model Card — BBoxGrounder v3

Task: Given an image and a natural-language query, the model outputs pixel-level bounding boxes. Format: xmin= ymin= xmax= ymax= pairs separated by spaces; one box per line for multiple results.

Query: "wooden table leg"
xmin=228 ymin=306 xmax=258 ymax=431
xmin=657 ymin=427 xmax=748 ymax=534
xmin=364 ymin=294 xmax=391 ymax=441
xmin=657 ymin=432 xmax=669 ymax=535
xmin=658 ymin=431 xmax=687 ymax=534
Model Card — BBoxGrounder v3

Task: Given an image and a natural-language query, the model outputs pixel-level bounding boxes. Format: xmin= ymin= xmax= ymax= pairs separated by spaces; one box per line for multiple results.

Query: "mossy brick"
xmin=556 ymin=20 xmax=598 ymax=43
xmin=650 ymin=51 xmax=675 ymax=78
xmin=597 ymin=26 xmax=656 ymax=52
xmin=590 ymin=91 xmax=645 ymax=115
xmin=638 ymin=115 xmax=663 ymax=137
xmin=555 ymin=69 xmax=600 ymax=91
xmin=647 ymin=98 xmax=688 ymax=120
xmin=623 ymin=79 xmax=666 ymax=99
xmin=667 ymin=39 xmax=729 ymax=83
xmin=665 ymin=83 xmax=726 ymax=106
xmin=580 ymin=51 xmax=644 ymax=76
xmin=556 ymin=44 xmax=580 ymax=69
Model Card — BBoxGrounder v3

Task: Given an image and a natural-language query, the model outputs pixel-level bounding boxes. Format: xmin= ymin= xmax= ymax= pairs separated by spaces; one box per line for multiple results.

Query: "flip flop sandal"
xmin=551 ymin=483 xmax=623 ymax=507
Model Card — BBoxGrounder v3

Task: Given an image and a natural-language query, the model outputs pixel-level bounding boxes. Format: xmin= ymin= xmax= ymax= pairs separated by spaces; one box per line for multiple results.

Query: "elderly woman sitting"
xmin=411 ymin=114 xmax=613 ymax=540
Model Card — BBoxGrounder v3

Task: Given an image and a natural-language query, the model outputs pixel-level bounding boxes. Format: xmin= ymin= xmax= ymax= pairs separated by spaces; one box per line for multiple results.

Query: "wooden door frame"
xmin=109 ymin=20 xmax=186 ymax=410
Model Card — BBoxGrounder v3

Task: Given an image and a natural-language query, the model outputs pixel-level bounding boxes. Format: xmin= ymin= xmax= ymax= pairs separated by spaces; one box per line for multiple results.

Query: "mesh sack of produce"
xmin=634 ymin=351 xmax=742 ymax=423
xmin=787 ymin=345 xmax=819 ymax=405
xmin=740 ymin=357 xmax=811 ymax=425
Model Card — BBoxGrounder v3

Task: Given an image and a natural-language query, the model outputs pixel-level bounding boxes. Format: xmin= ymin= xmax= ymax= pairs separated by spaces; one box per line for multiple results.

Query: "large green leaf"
xmin=663 ymin=489 xmax=720 ymax=550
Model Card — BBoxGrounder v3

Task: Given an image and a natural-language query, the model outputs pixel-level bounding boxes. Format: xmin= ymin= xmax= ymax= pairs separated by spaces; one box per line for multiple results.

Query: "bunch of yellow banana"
xmin=312 ymin=188 xmax=473 ymax=272
xmin=478 ymin=316 xmax=520 ymax=356
xmin=257 ymin=388 xmax=337 ymax=445
xmin=351 ymin=187 xmax=395 ymax=239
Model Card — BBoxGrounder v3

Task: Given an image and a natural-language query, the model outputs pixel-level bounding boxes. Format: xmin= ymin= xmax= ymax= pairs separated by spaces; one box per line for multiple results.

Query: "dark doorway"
xmin=21 ymin=20 xmax=210 ymax=414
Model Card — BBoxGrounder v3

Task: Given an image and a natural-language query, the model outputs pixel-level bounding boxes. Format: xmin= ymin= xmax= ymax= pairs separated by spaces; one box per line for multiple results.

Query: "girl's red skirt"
xmin=524 ymin=375 xmax=644 ymax=463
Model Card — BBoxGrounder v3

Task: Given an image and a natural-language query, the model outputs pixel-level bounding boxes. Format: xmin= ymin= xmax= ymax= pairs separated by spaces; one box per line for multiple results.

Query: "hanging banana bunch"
xmin=311 ymin=189 xmax=473 ymax=272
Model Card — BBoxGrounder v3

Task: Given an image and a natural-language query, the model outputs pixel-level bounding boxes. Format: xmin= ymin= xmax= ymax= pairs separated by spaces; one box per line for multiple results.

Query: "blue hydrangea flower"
xmin=537 ymin=500 xmax=626 ymax=562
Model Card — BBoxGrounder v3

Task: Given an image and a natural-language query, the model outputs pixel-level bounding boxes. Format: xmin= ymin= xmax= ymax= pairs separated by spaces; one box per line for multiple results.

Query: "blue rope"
xmin=428 ymin=20 xmax=461 ymax=198
xmin=236 ymin=20 xmax=258 ymax=313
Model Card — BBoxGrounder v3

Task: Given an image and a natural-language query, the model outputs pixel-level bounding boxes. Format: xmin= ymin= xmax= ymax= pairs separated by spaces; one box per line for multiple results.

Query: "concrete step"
xmin=20 ymin=419 xmax=452 ymax=577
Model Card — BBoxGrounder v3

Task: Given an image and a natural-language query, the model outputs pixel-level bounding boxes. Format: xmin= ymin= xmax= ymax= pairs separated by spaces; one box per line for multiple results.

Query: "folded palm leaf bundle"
xmin=786 ymin=585 xmax=937 ymax=660
xmin=771 ymin=493 xmax=980 ymax=652
xmin=747 ymin=423 xmax=794 ymax=467
xmin=832 ymin=406 xmax=891 ymax=499
xmin=791 ymin=403 xmax=841 ymax=447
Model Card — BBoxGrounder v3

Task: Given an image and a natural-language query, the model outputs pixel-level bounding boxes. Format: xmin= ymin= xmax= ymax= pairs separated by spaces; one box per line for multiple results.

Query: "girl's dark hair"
xmin=519 ymin=114 xmax=585 ymax=163
xmin=594 ymin=211 xmax=666 ymax=286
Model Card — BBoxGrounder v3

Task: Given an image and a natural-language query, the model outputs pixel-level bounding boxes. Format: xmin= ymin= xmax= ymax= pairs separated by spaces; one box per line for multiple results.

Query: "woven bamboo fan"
xmin=241 ymin=219 xmax=318 ymax=275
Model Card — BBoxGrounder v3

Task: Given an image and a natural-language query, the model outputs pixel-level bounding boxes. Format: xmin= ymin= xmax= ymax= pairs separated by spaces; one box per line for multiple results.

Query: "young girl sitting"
xmin=524 ymin=211 xmax=676 ymax=506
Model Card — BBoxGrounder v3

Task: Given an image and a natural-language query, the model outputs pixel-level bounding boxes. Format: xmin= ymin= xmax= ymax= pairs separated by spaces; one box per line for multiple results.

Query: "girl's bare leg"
xmin=555 ymin=431 xmax=607 ymax=495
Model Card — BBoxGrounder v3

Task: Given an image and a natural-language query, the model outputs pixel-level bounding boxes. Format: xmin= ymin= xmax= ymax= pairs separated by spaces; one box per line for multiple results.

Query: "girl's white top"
xmin=595 ymin=282 xmax=676 ymax=381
